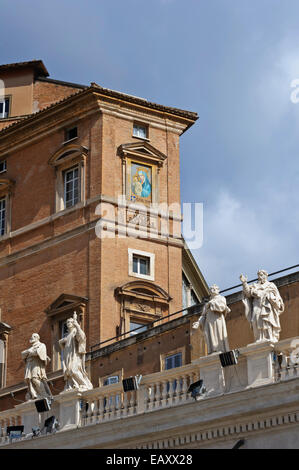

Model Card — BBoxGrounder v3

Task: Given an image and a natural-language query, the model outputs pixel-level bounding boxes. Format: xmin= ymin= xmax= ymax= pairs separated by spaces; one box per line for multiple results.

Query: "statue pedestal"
xmin=55 ymin=390 xmax=83 ymax=431
xmin=240 ymin=341 xmax=275 ymax=388
xmin=14 ymin=400 xmax=40 ymax=435
xmin=192 ymin=341 xmax=276 ymax=396
xmin=193 ymin=352 xmax=225 ymax=396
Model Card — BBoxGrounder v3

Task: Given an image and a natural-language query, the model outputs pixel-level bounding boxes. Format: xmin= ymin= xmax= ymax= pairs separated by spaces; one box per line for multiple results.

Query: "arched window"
xmin=48 ymin=144 xmax=88 ymax=212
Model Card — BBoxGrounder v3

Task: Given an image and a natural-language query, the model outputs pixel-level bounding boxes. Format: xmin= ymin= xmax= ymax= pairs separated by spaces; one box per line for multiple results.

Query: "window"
xmin=0 ymin=98 xmax=10 ymax=119
xmin=0 ymin=160 xmax=6 ymax=173
xmin=133 ymin=255 xmax=150 ymax=276
xmin=190 ymin=289 xmax=199 ymax=306
xmin=165 ymin=352 xmax=182 ymax=370
xmin=182 ymin=273 xmax=189 ymax=310
xmin=182 ymin=272 xmax=199 ymax=312
xmin=63 ymin=166 xmax=80 ymax=209
xmin=102 ymin=374 xmax=121 ymax=409
xmin=133 ymin=123 xmax=148 ymax=139
xmin=59 ymin=319 xmax=69 ymax=364
xmin=161 ymin=347 xmax=185 ymax=372
xmin=103 ymin=375 xmax=119 ymax=386
xmin=130 ymin=321 xmax=147 ymax=336
xmin=44 ymin=293 xmax=88 ymax=372
xmin=65 ymin=127 xmax=78 ymax=142
xmin=49 ymin=144 xmax=87 ymax=213
xmin=128 ymin=249 xmax=155 ymax=281
xmin=0 ymin=198 xmax=6 ymax=236
xmin=0 ymin=339 xmax=5 ymax=388
xmin=163 ymin=350 xmax=184 ymax=393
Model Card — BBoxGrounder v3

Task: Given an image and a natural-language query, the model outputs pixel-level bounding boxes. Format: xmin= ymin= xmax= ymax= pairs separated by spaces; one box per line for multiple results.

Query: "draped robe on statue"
xmin=199 ymin=294 xmax=230 ymax=354
xmin=21 ymin=340 xmax=51 ymax=399
xmin=59 ymin=323 xmax=93 ymax=391
xmin=242 ymin=280 xmax=284 ymax=343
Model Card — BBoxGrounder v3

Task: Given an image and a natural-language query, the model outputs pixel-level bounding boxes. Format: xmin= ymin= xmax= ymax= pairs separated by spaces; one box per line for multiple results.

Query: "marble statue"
xmin=59 ymin=312 xmax=93 ymax=392
xmin=21 ymin=333 xmax=52 ymax=401
xmin=192 ymin=284 xmax=230 ymax=354
xmin=240 ymin=269 xmax=284 ymax=343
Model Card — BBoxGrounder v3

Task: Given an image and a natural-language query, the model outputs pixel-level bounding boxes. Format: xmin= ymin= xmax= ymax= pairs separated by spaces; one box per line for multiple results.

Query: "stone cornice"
xmin=0 ymin=87 xmax=197 ymax=156
xmin=0 ymin=91 xmax=100 ymax=156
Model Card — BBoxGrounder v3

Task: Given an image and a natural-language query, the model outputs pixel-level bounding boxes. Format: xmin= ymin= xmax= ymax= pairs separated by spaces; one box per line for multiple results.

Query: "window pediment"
xmin=0 ymin=178 xmax=14 ymax=195
xmin=118 ymin=142 xmax=167 ymax=167
xmin=45 ymin=293 xmax=88 ymax=317
xmin=115 ymin=281 xmax=171 ymax=304
xmin=48 ymin=144 xmax=88 ymax=167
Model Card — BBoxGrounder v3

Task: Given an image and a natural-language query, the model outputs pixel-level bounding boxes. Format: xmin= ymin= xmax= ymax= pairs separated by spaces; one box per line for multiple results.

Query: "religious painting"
xmin=130 ymin=162 xmax=152 ymax=203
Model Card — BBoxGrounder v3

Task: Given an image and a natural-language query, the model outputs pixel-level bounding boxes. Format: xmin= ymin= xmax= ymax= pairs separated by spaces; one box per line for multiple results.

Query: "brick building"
xmin=0 ymin=61 xmax=299 ymax=449
xmin=0 ymin=60 xmax=209 ymax=409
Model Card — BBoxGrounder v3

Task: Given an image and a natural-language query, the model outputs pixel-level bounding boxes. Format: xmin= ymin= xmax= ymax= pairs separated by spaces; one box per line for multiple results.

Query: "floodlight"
xmin=122 ymin=375 xmax=142 ymax=392
xmin=44 ymin=415 xmax=59 ymax=434
xmin=219 ymin=350 xmax=239 ymax=367
xmin=187 ymin=379 xmax=206 ymax=399
xmin=32 ymin=426 xmax=41 ymax=437
xmin=34 ymin=397 xmax=52 ymax=413
xmin=6 ymin=425 xmax=24 ymax=440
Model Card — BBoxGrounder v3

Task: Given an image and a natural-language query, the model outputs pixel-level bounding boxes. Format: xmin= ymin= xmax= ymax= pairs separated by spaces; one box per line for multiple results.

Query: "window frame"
xmin=160 ymin=347 xmax=185 ymax=372
xmin=0 ymin=160 xmax=7 ymax=174
xmin=0 ymin=97 xmax=10 ymax=119
xmin=128 ymin=248 xmax=155 ymax=281
xmin=64 ymin=126 xmax=78 ymax=143
xmin=133 ymin=122 xmax=149 ymax=140
xmin=0 ymin=181 xmax=13 ymax=239
xmin=49 ymin=145 xmax=87 ymax=213
xmin=63 ymin=165 xmax=80 ymax=209
xmin=0 ymin=196 xmax=7 ymax=237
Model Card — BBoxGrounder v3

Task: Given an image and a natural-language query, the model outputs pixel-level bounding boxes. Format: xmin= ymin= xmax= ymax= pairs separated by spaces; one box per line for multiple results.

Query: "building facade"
xmin=0 ymin=60 xmax=208 ymax=411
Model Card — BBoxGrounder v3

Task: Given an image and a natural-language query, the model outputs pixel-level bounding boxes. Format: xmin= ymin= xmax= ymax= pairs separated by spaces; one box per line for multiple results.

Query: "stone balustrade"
xmin=1 ymin=337 xmax=299 ymax=446
xmin=81 ymin=363 xmax=198 ymax=426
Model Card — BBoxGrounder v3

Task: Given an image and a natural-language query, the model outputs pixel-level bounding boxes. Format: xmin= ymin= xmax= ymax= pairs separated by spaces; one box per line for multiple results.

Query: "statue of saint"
xmin=59 ymin=312 xmax=93 ymax=392
xmin=192 ymin=284 xmax=230 ymax=354
xmin=240 ymin=269 xmax=284 ymax=343
xmin=21 ymin=333 xmax=52 ymax=400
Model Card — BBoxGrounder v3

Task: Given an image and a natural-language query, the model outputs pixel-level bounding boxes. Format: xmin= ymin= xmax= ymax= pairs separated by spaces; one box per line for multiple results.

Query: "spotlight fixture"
xmin=232 ymin=439 xmax=245 ymax=449
xmin=34 ymin=397 xmax=52 ymax=413
xmin=122 ymin=375 xmax=142 ymax=392
xmin=32 ymin=426 xmax=41 ymax=437
xmin=219 ymin=350 xmax=239 ymax=367
xmin=44 ymin=415 xmax=59 ymax=434
xmin=187 ymin=379 xmax=206 ymax=399
xmin=6 ymin=425 xmax=24 ymax=440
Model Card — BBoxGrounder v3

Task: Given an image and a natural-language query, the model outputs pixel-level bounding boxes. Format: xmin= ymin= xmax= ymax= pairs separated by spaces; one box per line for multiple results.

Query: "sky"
xmin=1 ymin=0 xmax=299 ymax=291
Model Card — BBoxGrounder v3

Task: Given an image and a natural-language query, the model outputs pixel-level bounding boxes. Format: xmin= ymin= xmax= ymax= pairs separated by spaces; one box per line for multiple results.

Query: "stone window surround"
xmin=0 ymin=179 xmax=14 ymax=239
xmin=128 ymin=248 xmax=155 ymax=281
xmin=0 ymin=321 xmax=11 ymax=389
xmin=132 ymin=121 xmax=149 ymax=140
xmin=44 ymin=294 xmax=88 ymax=372
xmin=99 ymin=369 xmax=123 ymax=387
xmin=48 ymin=144 xmax=88 ymax=213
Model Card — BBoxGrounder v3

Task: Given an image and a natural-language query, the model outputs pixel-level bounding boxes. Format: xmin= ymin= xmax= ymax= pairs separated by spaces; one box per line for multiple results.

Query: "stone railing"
xmin=0 ymin=408 xmax=23 ymax=445
xmin=274 ymin=337 xmax=299 ymax=382
xmin=1 ymin=336 xmax=299 ymax=445
xmin=81 ymin=363 xmax=198 ymax=427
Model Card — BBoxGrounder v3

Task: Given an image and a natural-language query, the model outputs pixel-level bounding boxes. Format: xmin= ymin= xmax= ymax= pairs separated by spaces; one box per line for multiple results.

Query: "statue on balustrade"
xmin=192 ymin=284 xmax=230 ymax=354
xmin=21 ymin=333 xmax=52 ymax=401
xmin=59 ymin=312 xmax=93 ymax=392
xmin=240 ymin=269 xmax=284 ymax=343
